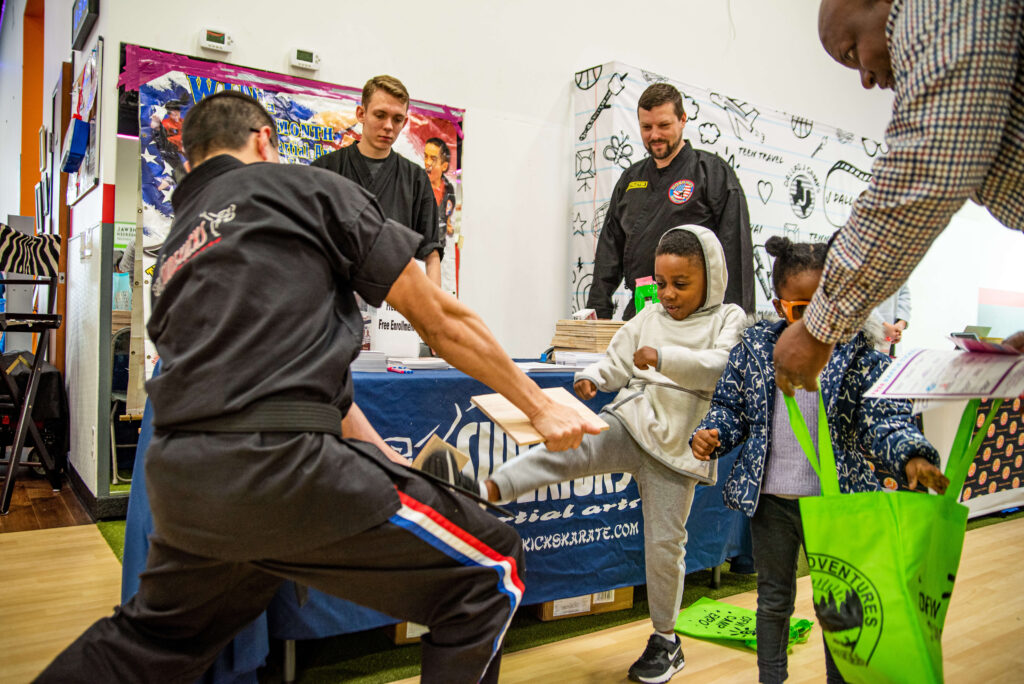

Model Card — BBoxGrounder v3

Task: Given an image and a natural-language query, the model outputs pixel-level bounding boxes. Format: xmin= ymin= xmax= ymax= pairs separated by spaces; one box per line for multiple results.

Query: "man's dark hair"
xmin=656 ymin=228 xmax=705 ymax=266
xmin=181 ymin=90 xmax=278 ymax=164
xmin=764 ymin=236 xmax=828 ymax=296
xmin=425 ymin=137 xmax=450 ymax=164
xmin=638 ymin=83 xmax=684 ymax=120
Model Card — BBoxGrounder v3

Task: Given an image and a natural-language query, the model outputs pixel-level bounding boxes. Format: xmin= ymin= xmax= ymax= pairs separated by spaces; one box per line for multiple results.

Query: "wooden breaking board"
xmin=470 ymin=386 xmax=609 ymax=446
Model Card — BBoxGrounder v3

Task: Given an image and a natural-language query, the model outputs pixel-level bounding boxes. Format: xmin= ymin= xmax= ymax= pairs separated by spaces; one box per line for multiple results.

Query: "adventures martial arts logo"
xmin=807 ymin=553 xmax=883 ymax=668
xmin=784 ymin=163 xmax=821 ymax=219
xmin=667 ymin=179 xmax=695 ymax=205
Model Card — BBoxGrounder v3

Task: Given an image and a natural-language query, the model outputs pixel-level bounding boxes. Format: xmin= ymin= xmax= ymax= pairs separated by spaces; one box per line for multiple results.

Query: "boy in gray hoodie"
xmin=482 ymin=225 xmax=746 ymax=684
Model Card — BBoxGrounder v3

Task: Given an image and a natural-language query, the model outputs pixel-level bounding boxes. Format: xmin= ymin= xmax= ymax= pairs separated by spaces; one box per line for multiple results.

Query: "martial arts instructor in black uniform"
xmin=36 ymin=91 xmax=597 ymax=684
xmin=587 ymin=83 xmax=754 ymax=319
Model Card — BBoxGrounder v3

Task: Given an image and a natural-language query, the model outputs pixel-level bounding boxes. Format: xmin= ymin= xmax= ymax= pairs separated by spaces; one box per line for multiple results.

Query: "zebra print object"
xmin=0 ymin=223 xmax=60 ymax=277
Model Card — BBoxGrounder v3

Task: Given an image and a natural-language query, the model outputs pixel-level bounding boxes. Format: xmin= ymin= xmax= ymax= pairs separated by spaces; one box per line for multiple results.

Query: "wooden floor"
xmin=0 ymin=467 xmax=92 ymax=534
xmin=2 ymin=516 xmax=1022 ymax=683
xmin=397 ymin=517 xmax=1024 ymax=683
xmin=0 ymin=524 xmax=122 ymax=683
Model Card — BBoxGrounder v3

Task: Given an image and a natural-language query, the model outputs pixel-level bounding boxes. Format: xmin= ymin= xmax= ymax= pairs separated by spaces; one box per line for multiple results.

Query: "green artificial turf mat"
xmin=96 ymin=519 xmax=126 ymax=563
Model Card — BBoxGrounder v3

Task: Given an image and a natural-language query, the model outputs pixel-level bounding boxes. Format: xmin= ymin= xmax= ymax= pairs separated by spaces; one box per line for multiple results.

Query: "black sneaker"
xmin=419 ymin=447 xmax=479 ymax=496
xmin=627 ymin=634 xmax=685 ymax=683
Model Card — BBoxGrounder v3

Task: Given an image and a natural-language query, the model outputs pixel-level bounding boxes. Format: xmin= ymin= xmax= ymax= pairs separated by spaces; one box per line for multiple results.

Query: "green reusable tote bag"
xmin=786 ymin=393 xmax=1000 ymax=684
xmin=673 ymin=596 xmax=813 ymax=651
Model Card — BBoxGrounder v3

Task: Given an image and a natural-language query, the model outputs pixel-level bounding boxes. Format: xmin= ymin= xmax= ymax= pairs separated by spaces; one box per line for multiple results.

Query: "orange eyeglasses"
xmin=776 ymin=298 xmax=810 ymax=323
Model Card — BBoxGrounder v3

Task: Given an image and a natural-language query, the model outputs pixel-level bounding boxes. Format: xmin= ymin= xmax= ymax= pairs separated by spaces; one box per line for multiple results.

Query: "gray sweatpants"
xmin=490 ymin=417 xmax=697 ymax=633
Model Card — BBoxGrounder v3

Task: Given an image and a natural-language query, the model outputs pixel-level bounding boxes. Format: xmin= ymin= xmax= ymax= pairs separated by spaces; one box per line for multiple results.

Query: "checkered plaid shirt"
xmin=806 ymin=0 xmax=1024 ymax=344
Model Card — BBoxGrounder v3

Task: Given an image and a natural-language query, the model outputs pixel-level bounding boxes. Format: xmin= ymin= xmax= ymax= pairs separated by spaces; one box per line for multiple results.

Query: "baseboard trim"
xmin=67 ymin=464 xmax=128 ymax=519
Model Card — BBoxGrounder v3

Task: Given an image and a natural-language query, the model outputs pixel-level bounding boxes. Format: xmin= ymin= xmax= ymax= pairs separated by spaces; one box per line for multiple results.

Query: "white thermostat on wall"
xmin=290 ymin=48 xmax=321 ymax=71
xmin=199 ymin=28 xmax=235 ymax=53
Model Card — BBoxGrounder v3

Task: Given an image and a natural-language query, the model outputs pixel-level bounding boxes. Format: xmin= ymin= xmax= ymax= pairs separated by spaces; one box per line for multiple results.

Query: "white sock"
xmin=478 ymin=480 xmax=489 ymax=499
xmin=656 ymin=631 xmax=677 ymax=644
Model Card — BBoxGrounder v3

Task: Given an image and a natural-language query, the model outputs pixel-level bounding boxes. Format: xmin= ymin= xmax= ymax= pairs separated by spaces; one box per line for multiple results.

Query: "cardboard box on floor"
xmin=537 ymin=586 xmax=634 ymax=621
xmin=388 ymin=620 xmax=430 ymax=645
xmin=389 ymin=588 xmax=635 ymax=643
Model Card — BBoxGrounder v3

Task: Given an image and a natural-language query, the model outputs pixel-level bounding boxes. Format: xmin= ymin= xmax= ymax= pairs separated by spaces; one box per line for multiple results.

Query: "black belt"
xmin=158 ymin=399 xmax=342 ymax=437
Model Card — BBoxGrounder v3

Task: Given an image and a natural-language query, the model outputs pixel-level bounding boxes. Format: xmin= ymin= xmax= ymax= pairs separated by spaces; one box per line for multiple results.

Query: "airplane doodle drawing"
xmin=710 ymin=92 xmax=765 ymax=142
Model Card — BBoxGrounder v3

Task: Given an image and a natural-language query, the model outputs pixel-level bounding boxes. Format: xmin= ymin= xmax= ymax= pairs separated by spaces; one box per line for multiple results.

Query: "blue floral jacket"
xmin=692 ymin=319 xmax=939 ymax=517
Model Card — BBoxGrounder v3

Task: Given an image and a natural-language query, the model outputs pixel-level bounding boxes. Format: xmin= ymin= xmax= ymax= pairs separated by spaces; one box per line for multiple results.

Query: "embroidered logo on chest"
xmin=668 ymin=179 xmax=695 ymax=205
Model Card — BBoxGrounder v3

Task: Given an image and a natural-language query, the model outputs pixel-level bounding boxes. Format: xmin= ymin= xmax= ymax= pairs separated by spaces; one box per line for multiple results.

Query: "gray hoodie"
xmin=575 ymin=225 xmax=747 ymax=483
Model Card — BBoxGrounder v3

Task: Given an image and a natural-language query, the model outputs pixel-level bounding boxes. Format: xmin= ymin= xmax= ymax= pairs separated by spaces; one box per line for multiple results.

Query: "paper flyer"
xmin=865 ymin=349 xmax=1024 ymax=400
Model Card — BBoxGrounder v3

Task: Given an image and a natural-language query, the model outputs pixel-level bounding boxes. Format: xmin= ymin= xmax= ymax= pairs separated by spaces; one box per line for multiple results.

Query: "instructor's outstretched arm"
xmin=386 ymin=260 xmax=599 ymax=451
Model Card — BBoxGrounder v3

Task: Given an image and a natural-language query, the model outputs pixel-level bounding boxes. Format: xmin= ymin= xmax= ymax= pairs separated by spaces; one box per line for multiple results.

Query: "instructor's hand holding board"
xmin=471 ymin=386 xmax=608 ymax=448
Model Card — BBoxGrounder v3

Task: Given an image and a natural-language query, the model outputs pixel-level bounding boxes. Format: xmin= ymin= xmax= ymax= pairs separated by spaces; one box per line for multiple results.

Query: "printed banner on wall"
xmin=121 ymin=46 xmax=464 ymax=377
xmin=570 ymin=61 xmax=886 ymax=318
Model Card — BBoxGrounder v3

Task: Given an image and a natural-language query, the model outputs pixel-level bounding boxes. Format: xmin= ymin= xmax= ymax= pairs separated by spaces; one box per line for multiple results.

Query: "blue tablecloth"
xmin=123 ymin=363 xmax=752 ymax=680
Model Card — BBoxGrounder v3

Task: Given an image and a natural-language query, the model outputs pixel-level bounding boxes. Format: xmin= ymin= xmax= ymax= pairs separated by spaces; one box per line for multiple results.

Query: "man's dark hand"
xmin=1004 ymin=330 xmax=1024 ymax=352
xmin=774 ymin=320 xmax=834 ymax=396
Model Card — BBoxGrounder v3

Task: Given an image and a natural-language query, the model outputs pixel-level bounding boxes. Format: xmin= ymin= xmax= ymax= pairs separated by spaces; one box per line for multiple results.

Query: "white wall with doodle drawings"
xmin=570 ymin=61 xmax=881 ymax=320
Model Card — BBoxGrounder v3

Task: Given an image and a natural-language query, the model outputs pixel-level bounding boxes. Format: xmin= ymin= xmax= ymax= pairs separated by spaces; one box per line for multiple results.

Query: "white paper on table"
xmin=864 ymin=348 xmax=1024 ymax=399
xmin=516 ymin=361 xmax=588 ymax=373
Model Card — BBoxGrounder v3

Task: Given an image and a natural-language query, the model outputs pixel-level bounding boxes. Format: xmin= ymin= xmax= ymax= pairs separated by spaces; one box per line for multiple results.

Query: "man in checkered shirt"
xmin=775 ymin=0 xmax=1024 ymax=395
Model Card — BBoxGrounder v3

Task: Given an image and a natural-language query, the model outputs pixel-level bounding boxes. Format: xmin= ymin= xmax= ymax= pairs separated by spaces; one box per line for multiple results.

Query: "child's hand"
xmin=905 ymin=457 xmax=949 ymax=494
xmin=634 ymin=346 xmax=658 ymax=370
xmin=692 ymin=429 xmax=720 ymax=461
xmin=574 ymin=379 xmax=597 ymax=400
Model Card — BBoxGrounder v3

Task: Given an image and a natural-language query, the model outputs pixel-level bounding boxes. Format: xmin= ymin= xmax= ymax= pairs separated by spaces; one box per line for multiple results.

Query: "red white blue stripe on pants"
xmin=389 ymin=489 xmax=524 ymax=679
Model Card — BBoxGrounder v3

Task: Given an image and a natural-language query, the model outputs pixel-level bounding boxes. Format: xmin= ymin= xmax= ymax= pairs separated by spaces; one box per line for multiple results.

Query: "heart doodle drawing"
xmin=757 ymin=180 xmax=773 ymax=204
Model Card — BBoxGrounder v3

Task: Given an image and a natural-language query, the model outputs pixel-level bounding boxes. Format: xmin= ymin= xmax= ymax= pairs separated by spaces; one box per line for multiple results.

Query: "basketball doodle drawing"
xmin=575 ymin=65 xmax=603 ymax=91
xmin=791 ymin=115 xmax=814 ymax=139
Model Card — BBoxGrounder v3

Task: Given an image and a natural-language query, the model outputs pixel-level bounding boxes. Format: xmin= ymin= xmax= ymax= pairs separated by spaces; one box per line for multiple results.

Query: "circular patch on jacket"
xmin=668 ymin=179 xmax=695 ymax=205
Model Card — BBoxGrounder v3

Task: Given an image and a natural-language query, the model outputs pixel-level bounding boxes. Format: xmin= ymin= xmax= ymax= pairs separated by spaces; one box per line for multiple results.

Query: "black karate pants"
xmin=35 ymin=471 xmax=524 ymax=684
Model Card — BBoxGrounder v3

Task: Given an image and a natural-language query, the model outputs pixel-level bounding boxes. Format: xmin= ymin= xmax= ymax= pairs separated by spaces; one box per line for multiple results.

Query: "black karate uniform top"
xmin=586 ymin=141 xmax=754 ymax=319
xmin=312 ymin=144 xmax=443 ymax=262
xmin=145 ymin=155 xmax=422 ymax=559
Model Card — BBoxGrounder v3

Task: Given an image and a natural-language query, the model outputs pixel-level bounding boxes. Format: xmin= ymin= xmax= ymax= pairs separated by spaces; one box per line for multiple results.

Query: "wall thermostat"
xmin=290 ymin=48 xmax=321 ymax=71
xmin=199 ymin=28 xmax=234 ymax=53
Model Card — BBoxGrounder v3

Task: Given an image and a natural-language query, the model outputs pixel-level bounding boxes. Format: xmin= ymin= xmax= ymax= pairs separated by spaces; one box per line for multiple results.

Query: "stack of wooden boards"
xmin=550 ymin=319 xmax=624 ymax=353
